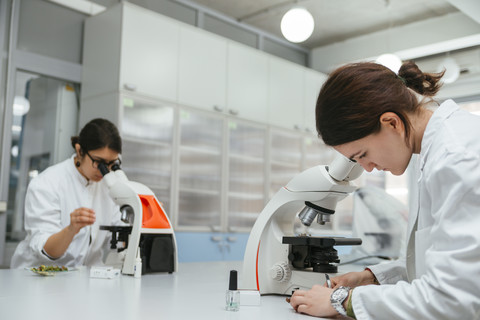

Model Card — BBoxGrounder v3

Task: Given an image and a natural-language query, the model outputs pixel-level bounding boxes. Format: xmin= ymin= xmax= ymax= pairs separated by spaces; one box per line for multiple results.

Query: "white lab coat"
xmin=352 ymin=100 xmax=480 ymax=319
xmin=10 ymin=155 xmax=121 ymax=268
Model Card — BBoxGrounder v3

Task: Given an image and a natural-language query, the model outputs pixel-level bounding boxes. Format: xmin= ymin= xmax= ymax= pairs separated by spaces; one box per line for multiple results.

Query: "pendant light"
xmin=437 ymin=57 xmax=460 ymax=84
xmin=376 ymin=53 xmax=402 ymax=74
xmin=280 ymin=7 xmax=314 ymax=43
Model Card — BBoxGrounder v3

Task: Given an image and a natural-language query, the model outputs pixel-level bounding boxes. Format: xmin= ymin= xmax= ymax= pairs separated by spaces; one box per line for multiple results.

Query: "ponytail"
xmin=398 ymin=61 xmax=444 ymax=96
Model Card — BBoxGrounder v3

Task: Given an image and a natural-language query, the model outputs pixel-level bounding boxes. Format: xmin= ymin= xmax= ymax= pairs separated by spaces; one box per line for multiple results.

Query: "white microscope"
xmin=242 ymin=153 xmax=363 ymax=294
xmin=98 ymin=162 xmax=177 ymax=276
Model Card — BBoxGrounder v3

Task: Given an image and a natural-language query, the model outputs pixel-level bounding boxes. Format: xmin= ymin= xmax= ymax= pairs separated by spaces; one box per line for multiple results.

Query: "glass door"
xmin=269 ymin=129 xmax=303 ymax=198
xmin=120 ymin=95 xmax=174 ymax=214
xmin=2 ymin=71 xmax=79 ymax=266
xmin=176 ymin=109 xmax=224 ymax=231
xmin=227 ymin=120 xmax=266 ymax=231
xmin=303 ymin=136 xmax=336 ymax=169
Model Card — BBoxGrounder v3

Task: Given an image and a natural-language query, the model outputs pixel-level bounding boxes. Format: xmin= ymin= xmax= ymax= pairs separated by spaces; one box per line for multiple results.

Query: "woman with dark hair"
xmin=11 ymin=118 xmax=123 ymax=268
xmin=289 ymin=61 xmax=480 ymax=319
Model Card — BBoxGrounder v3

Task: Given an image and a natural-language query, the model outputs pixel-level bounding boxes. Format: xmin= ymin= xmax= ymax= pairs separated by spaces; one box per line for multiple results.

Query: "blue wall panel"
xmin=175 ymin=232 xmax=250 ymax=263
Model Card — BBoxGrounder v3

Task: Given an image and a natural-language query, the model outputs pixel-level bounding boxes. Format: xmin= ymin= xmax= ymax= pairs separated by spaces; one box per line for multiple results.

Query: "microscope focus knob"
xmin=269 ymin=262 xmax=291 ymax=282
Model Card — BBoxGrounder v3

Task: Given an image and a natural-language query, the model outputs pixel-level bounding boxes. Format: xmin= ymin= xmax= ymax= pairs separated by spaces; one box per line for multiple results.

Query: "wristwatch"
xmin=330 ymin=286 xmax=350 ymax=316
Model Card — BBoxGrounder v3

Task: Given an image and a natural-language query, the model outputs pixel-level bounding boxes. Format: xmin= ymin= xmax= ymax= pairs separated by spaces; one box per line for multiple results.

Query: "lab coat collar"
xmin=419 ymin=99 xmax=459 ymax=171
xmin=68 ymin=154 xmax=90 ymax=187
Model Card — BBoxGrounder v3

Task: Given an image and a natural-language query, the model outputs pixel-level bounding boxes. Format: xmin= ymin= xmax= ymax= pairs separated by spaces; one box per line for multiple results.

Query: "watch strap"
xmin=330 ymin=286 xmax=350 ymax=316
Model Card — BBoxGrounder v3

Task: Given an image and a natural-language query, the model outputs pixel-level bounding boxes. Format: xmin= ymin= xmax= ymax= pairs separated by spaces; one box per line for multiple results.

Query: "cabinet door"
xmin=303 ymin=136 xmax=336 ymax=169
xmin=178 ymin=26 xmax=227 ymax=111
xmin=121 ymin=5 xmax=179 ymax=102
xmin=120 ymin=96 xmax=174 ymax=214
xmin=227 ymin=42 xmax=268 ymax=122
xmin=223 ymin=233 xmax=250 ymax=261
xmin=227 ymin=120 xmax=267 ymax=231
xmin=177 ymin=109 xmax=224 ymax=230
xmin=304 ymin=70 xmax=327 ymax=133
xmin=175 ymin=232 xmax=225 ymax=262
xmin=269 ymin=129 xmax=303 ymax=198
xmin=268 ymin=57 xmax=305 ymax=130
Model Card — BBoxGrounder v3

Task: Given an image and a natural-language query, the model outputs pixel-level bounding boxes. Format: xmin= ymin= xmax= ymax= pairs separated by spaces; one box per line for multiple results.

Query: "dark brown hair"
xmin=316 ymin=61 xmax=444 ymax=146
xmin=71 ymin=118 xmax=122 ymax=154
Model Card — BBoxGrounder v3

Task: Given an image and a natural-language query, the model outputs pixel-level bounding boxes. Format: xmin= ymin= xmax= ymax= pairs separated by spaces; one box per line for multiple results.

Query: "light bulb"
xmin=13 ymin=95 xmax=30 ymax=116
xmin=438 ymin=57 xmax=460 ymax=84
xmin=281 ymin=8 xmax=314 ymax=43
xmin=376 ymin=53 xmax=402 ymax=74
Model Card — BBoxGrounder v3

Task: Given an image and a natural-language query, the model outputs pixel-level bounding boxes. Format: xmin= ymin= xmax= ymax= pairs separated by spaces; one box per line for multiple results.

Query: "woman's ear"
xmin=380 ymin=112 xmax=403 ymax=132
xmin=75 ymin=143 xmax=83 ymax=156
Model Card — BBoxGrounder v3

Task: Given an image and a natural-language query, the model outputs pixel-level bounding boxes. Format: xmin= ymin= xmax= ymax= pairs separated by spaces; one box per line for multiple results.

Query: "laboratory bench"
xmin=0 ymin=261 xmax=353 ymax=320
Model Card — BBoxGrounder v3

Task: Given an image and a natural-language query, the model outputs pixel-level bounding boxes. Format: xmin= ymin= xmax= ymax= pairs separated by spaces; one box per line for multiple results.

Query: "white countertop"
xmin=0 ymin=261 xmax=350 ymax=320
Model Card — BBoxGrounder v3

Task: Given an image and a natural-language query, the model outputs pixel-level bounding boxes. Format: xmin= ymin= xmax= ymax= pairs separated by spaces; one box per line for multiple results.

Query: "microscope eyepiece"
xmin=98 ymin=162 xmax=110 ymax=176
xmin=111 ymin=162 xmax=121 ymax=171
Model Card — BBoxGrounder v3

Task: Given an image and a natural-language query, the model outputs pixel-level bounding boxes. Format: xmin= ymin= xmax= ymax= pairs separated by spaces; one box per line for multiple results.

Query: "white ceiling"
xmin=189 ymin=0 xmax=458 ymax=49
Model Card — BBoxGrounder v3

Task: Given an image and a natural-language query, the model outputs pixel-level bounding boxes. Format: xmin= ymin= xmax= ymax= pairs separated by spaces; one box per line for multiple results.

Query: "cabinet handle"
xmin=305 ymin=127 xmax=312 ymax=133
xmin=211 ymin=236 xmax=222 ymax=242
xmin=226 ymin=236 xmax=237 ymax=243
xmin=228 ymin=109 xmax=239 ymax=116
xmin=294 ymin=124 xmax=302 ymax=131
xmin=213 ymin=105 xmax=224 ymax=112
xmin=123 ymin=83 xmax=137 ymax=91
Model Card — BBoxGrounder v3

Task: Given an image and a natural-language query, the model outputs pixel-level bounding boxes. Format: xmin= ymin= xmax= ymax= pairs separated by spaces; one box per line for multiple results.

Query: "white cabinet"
xmin=82 ymin=2 xmax=328 ymax=128
xmin=178 ymin=25 xmax=228 ymax=111
xmin=82 ymin=3 xmax=179 ymax=102
xmin=267 ymin=58 xmax=327 ymax=132
xmin=174 ymin=108 xmax=268 ymax=233
xmin=80 ymin=3 xmax=351 ymax=262
xmin=304 ymin=69 xmax=328 ymax=133
xmin=268 ymin=57 xmax=305 ymax=130
xmin=269 ymin=129 xmax=303 ymax=198
xmin=176 ymin=108 xmax=224 ymax=231
xmin=227 ymin=42 xmax=269 ymax=123
xmin=227 ymin=120 xmax=267 ymax=230
xmin=120 ymin=7 xmax=179 ymax=102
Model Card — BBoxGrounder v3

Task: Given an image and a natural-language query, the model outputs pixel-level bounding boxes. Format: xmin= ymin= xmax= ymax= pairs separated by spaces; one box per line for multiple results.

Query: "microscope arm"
xmin=242 ymin=152 xmax=364 ymax=291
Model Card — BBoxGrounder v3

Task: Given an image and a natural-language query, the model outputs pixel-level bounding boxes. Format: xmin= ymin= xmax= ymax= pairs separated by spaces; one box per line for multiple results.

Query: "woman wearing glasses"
xmin=11 ymin=118 xmax=123 ymax=268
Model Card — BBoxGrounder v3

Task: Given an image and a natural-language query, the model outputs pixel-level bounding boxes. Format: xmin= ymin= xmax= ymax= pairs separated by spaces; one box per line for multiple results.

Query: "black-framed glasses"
xmin=85 ymin=151 xmax=121 ymax=170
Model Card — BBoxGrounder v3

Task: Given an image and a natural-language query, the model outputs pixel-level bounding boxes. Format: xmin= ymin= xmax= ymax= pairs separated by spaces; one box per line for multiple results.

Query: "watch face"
xmin=332 ymin=287 xmax=348 ymax=301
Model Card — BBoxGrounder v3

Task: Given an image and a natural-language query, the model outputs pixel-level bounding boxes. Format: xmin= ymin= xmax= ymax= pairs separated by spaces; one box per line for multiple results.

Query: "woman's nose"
xmin=358 ymin=159 xmax=375 ymax=172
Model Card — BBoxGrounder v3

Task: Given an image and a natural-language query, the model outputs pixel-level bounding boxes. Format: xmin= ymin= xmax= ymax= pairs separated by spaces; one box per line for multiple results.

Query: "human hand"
xmin=289 ymin=285 xmax=337 ymax=318
xmin=68 ymin=207 xmax=95 ymax=234
xmin=330 ymin=270 xmax=377 ymax=288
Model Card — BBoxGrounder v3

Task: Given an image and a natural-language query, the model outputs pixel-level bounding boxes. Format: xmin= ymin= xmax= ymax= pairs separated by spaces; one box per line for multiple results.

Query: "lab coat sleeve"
xmin=23 ymin=177 xmax=66 ymax=262
xmin=367 ymin=256 xmax=407 ymax=284
xmin=352 ymin=151 xmax=480 ymax=319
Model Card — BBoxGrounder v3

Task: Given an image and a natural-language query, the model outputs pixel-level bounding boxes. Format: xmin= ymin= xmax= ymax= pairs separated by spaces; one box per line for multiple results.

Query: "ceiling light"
xmin=375 ymin=53 xmax=402 ymax=74
xmin=13 ymin=95 xmax=30 ymax=116
xmin=437 ymin=57 xmax=460 ymax=84
xmin=280 ymin=7 xmax=314 ymax=43
xmin=11 ymin=145 xmax=19 ymax=158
